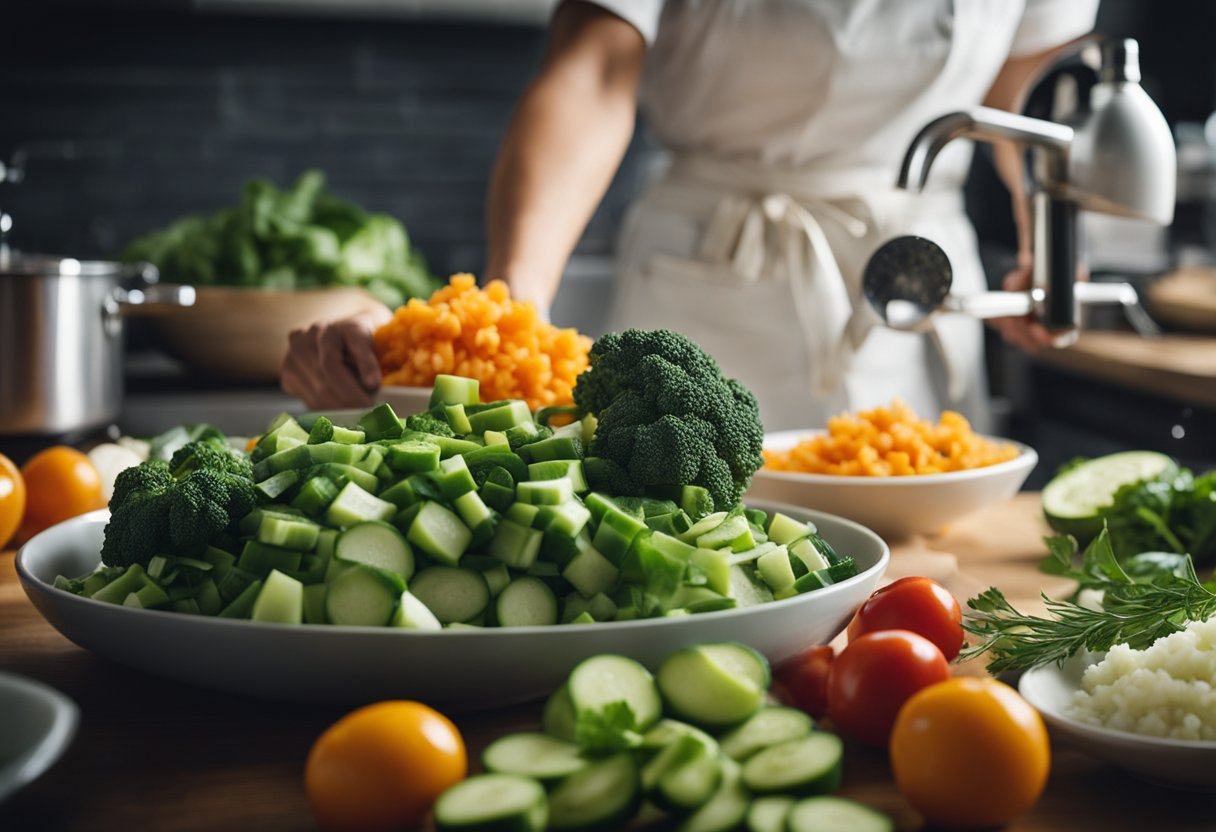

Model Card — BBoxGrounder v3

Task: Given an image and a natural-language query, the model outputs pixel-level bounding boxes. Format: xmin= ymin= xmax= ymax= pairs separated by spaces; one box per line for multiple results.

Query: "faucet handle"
xmin=1074 ymin=280 xmax=1162 ymax=337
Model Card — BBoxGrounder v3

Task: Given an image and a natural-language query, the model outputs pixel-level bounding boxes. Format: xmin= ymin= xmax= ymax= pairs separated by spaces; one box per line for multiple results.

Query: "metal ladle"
xmin=862 ymin=236 xmax=1037 ymax=332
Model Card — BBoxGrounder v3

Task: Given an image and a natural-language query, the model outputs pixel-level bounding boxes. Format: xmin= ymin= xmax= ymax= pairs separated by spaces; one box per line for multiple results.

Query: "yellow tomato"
xmin=306 ymin=700 xmax=467 ymax=832
xmin=0 ymin=453 xmax=26 ymax=549
xmin=890 ymin=677 xmax=1050 ymax=829
xmin=19 ymin=446 xmax=105 ymax=540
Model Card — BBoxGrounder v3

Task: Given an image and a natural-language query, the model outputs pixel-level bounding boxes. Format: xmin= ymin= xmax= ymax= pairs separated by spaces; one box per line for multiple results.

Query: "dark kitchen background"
xmin=2 ymin=0 xmax=1214 ymax=479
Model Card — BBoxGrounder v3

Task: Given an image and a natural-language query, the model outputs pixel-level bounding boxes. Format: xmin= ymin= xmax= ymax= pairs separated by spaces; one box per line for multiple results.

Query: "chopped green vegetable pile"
xmin=122 ymin=169 xmax=440 ymax=309
xmin=55 ymin=335 xmax=859 ymax=627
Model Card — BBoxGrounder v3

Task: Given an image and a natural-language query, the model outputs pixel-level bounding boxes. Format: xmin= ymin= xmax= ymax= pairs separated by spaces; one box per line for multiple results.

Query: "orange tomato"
xmin=19 ymin=446 xmax=105 ymax=539
xmin=890 ymin=677 xmax=1050 ymax=829
xmin=305 ymin=700 xmax=467 ymax=832
xmin=0 ymin=453 xmax=26 ymax=549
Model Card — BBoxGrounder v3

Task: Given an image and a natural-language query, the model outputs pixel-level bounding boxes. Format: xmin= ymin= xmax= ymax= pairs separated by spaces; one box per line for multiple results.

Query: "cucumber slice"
xmin=656 ymin=741 xmax=723 ymax=813
xmin=302 ymin=583 xmax=328 ymax=624
xmin=482 ymin=733 xmax=587 ymax=781
xmin=546 ymin=753 xmax=640 ymax=832
xmin=495 ymin=577 xmax=558 ymax=627
xmin=429 ymin=374 xmax=481 ymax=409
xmin=1041 ymin=450 xmax=1175 ymax=538
xmin=657 ymin=643 xmax=769 ymax=728
xmin=324 ymin=481 xmax=396 ymax=528
xmin=324 ymin=564 xmax=405 ymax=627
xmin=336 ymin=521 xmax=415 ymax=579
xmin=516 ymin=478 xmax=575 ymax=507
xmin=390 ymin=590 xmax=442 ymax=630
xmin=567 ymin=655 xmax=663 ymax=731
xmin=719 ymin=707 xmax=814 ymax=761
xmin=250 ymin=569 xmax=304 ymax=624
xmin=257 ymin=514 xmax=321 ymax=552
xmin=747 ymin=796 xmax=796 ymax=832
xmin=542 ymin=683 xmax=576 ymax=741
xmin=410 ymin=566 xmax=490 ymax=624
xmin=561 ymin=544 xmax=619 ymax=599
xmin=488 ymin=519 xmax=544 ymax=571
xmin=740 ymin=733 xmax=843 ymax=796
xmin=675 ymin=757 xmax=749 ymax=832
xmin=386 ymin=439 xmax=442 ymax=474
xmin=785 ymin=797 xmax=894 ymax=832
xmin=467 ymin=400 xmax=533 ymax=434
xmin=433 ymin=774 xmax=547 ymax=832
xmin=407 ymin=501 xmax=473 ymax=566
xmin=357 ymin=402 xmax=402 ymax=441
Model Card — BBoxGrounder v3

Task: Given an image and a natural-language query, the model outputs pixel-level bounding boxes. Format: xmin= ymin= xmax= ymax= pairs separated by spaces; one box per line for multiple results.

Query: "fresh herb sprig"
xmin=961 ymin=529 xmax=1216 ymax=674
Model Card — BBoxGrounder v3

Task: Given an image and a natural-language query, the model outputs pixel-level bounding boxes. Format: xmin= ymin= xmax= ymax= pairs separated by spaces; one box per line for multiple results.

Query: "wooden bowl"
xmin=141 ymin=286 xmax=387 ymax=381
xmin=1147 ymin=267 xmax=1216 ymax=333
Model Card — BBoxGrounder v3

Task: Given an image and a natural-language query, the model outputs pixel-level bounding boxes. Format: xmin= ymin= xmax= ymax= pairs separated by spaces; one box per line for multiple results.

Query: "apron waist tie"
xmin=660 ymin=153 xmax=966 ymax=403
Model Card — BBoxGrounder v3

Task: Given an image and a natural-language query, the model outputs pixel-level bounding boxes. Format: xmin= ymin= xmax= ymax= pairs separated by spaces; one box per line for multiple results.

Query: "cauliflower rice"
xmin=1067 ymin=617 xmax=1216 ymax=741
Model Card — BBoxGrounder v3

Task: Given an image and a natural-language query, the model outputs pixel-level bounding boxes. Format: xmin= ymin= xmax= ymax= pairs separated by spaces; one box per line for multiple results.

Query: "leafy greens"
xmin=962 ymin=528 xmax=1216 ymax=674
xmin=122 ymin=170 xmax=440 ymax=309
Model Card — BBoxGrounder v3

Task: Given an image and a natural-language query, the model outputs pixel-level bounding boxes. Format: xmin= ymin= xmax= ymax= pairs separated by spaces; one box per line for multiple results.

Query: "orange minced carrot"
xmin=762 ymin=400 xmax=1019 ymax=476
xmin=372 ymin=274 xmax=592 ymax=411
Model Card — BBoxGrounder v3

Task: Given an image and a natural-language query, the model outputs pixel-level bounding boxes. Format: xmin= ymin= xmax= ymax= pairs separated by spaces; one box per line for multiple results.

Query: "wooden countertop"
xmin=1034 ymin=331 xmax=1216 ymax=410
xmin=1 ymin=494 xmax=1213 ymax=831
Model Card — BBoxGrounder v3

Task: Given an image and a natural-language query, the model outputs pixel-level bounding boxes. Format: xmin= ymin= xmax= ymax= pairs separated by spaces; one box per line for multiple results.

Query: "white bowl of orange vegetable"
xmin=746 ymin=402 xmax=1038 ymax=540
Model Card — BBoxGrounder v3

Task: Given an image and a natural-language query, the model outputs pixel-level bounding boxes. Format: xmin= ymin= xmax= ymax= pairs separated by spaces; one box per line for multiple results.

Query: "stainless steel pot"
xmin=0 ymin=251 xmax=195 ymax=436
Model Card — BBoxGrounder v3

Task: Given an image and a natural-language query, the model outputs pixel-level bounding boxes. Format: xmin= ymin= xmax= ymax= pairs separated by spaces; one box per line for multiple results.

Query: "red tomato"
xmin=773 ymin=645 xmax=834 ymax=718
xmin=847 ymin=576 xmax=964 ymax=661
xmin=827 ymin=629 xmax=951 ymax=747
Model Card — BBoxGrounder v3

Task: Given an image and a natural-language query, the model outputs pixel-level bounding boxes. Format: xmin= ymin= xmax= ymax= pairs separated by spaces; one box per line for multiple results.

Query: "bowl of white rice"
xmin=1019 ymin=618 xmax=1216 ymax=791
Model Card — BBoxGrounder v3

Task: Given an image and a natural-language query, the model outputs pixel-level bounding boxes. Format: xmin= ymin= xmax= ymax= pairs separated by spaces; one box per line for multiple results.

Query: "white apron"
xmin=595 ymin=0 xmax=1098 ymax=432
xmin=608 ymin=155 xmax=988 ymax=432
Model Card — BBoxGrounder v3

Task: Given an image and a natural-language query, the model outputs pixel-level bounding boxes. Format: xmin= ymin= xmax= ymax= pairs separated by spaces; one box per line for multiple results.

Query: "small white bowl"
xmin=746 ymin=429 xmax=1038 ymax=540
xmin=1020 ymin=653 xmax=1216 ymax=791
xmin=0 ymin=672 xmax=79 ymax=804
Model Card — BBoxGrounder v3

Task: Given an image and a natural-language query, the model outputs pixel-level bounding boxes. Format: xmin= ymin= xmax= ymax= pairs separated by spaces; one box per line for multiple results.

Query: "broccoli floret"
xmin=101 ymin=442 xmax=256 ymax=568
xmin=573 ymin=329 xmax=765 ymax=512
xmin=168 ymin=438 xmax=254 ymax=480
xmin=406 ymin=411 xmax=455 ymax=438
xmin=110 ymin=459 xmax=173 ymax=506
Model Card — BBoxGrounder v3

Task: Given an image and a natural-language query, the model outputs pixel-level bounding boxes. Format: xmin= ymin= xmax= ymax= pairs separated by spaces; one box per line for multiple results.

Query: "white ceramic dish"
xmin=746 ymin=429 xmax=1038 ymax=540
xmin=16 ymin=502 xmax=888 ymax=710
xmin=1019 ymin=653 xmax=1216 ymax=791
xmin=0 ymin=672 xmax=79 ymax=804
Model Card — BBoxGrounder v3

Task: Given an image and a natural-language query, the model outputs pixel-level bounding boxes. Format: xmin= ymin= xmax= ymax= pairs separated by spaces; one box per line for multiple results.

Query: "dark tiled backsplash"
xmin=0 ymin=8 xmax=652 ymax=279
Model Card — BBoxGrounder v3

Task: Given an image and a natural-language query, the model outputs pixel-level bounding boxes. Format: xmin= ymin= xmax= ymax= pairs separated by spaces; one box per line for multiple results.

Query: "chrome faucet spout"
xmin=897 ymin=106 xmax=1074 ymax=193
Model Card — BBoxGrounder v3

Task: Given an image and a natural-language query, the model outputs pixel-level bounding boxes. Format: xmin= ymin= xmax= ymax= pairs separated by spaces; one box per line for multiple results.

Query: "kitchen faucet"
xmin=865 ymin=39 xmax=1175 ymax=340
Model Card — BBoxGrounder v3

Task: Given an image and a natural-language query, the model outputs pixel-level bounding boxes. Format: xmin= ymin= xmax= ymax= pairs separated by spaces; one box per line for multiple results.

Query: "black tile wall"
xmin=0 ymin=7 xmax=654 ymax=278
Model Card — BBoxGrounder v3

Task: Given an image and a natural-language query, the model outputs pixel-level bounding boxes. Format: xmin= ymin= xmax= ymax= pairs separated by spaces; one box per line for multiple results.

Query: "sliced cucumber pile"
xmin=434 ymin=643 xmax=891 ymax=832
xmin=63 ymin=373 xmax=860 ymax=628
xmin=1041 ymin=450 xmax=1176 ymax=539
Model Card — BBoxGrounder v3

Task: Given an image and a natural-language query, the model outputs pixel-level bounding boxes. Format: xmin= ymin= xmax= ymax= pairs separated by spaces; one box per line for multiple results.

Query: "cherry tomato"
xmin=773 ymin=645 xmax=834 ymax=718
xmin=826 ymin=629 xmax=951 ymax=747
xmin=890 ymin=677 xmax=1050 ymax=828
xmin=0 ymin=453 xmax=26 ymax=549
xmin=19 ymin=446 xmax=105 ymax=540
xmin=306 ymin=700 xmax=467 ymax=832
xmin=847 ymin=576 xmax=964 ymax=661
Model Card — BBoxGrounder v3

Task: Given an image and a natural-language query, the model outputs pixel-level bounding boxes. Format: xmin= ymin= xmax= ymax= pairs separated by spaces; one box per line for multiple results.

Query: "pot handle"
xmin=103 ymin=283 xmax=197 ymax=336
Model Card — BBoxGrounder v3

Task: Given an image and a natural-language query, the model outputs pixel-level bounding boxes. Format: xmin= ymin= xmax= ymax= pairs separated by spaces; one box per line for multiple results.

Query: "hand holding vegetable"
xmin=281 ymin=306 xmax=392 ymax=410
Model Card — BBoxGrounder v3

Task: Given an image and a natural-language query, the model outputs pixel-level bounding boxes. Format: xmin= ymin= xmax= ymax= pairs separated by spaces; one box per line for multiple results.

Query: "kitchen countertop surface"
xmin=1035 ymin=330 xmax=1216 ymax=411
xmin=1 ymin=493 xmax=1213 ymax=831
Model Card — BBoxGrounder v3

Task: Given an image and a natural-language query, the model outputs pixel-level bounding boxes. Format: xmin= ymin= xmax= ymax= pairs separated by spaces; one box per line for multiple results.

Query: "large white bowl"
xmin=746 ymin=430 xmax=1038 ymax=541
xmin=16 ymin=502 xmax=888 ymax=710
xmin=0 ymin=672 xmax=79 ymax=804
xmin=1020 ymin=653 xmax=1216 ymax=791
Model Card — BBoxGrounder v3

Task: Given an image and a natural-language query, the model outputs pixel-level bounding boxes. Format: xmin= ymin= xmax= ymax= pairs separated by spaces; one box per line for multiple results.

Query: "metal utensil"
xmin=862 ymin=237 xmax=1037 ymax=332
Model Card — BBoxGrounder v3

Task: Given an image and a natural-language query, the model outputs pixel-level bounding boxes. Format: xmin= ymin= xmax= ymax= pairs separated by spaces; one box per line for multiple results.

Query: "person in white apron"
xmin=282 ymin=0 xmax=1100 ymax=424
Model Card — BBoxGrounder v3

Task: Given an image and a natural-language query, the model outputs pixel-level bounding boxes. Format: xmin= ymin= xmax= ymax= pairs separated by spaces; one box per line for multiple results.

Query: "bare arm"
xmin=485 ymin=0 xmax=647 ymax=311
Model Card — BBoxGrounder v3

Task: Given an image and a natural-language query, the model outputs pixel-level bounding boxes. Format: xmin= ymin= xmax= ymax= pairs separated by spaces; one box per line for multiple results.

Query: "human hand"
xmin=986 ymin=253 xmax=1057 ymax=353
xmin=281 ymin=307 xmax=392 ymax=410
